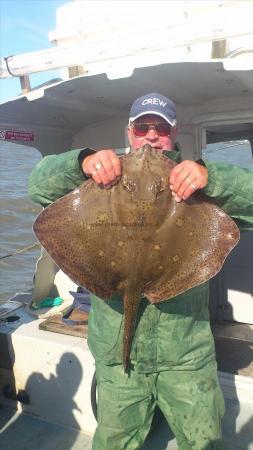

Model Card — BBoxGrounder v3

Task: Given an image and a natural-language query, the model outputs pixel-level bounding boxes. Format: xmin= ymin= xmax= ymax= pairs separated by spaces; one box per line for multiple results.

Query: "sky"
xmin=0 ymin=0 xmax=69 ymax=103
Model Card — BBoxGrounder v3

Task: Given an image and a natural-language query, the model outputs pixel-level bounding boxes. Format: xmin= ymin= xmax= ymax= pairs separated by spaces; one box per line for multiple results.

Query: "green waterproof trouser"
xmin=92 ymin=361 xmax=225 ymax=450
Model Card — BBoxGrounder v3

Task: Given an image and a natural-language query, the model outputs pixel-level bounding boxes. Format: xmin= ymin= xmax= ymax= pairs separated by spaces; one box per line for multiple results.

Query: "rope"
xmin=0 ymin=243 xmax=40 ymax=260
xmin=215 ymin=142 xmax=250 ymax=151
xmin=206 ymin=141 xmax=250 ymax=151
xmin=4 ymin=56 xmax=16 ymax=77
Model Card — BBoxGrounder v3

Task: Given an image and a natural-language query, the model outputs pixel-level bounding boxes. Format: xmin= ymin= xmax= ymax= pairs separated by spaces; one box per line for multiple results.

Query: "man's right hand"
xmin=82 ymin=149 xmax=122 ymax=187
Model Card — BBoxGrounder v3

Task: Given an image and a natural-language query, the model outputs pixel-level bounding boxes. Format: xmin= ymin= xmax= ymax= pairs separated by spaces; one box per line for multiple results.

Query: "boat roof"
xmin=1 ymin=60 xmax=253 ymax=155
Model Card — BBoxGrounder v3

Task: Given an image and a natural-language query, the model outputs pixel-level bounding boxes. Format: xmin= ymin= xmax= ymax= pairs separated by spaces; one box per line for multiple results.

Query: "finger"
xmin=170 ymin=167 xmax=190 ymax=193
xmin=111 ymin=154 xmax=122 ymax=178
xmin=91 ymin=169 xmax=103 ymax=185
xmin=176 ymin=175 xmax=198 ymax=201
xmin=169 ymin=163 xmax=186 ymax=187
xmin=83 ymin=156 xmax=102 ymax=177
xmin=91 ymin=151 xmax=121 ymax=185
xmin=93 ymin=163 xmax=111 ymax=186
xmin=100 ymin=153 xmax=121 ymax=184
xmin=182 ymin=183 xmax=197 ymax=201
xmin=82 ymin=150 xmax=118 ymax=178
xmin=104 ymin=175 xmax=121 ymax=189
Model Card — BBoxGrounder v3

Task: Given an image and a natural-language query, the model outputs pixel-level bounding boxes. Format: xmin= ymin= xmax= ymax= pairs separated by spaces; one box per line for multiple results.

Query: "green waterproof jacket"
xmin=29 ymin=148 xmax=253 ymax=373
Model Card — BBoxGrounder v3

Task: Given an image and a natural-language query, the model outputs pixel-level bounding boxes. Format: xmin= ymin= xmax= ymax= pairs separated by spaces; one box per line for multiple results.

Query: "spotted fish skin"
xmin=33 ymin=144 xmax=240 ymax=372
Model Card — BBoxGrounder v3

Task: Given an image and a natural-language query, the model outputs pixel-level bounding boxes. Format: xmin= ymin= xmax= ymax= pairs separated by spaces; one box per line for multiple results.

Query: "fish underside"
xmin=33 ymin=144 xmax=240 ymax=372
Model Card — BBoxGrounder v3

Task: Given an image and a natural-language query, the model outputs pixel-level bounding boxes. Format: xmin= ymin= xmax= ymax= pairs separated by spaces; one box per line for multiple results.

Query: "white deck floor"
xmin=0 ymin=398 xmax=253 ymax=450
xmin=1 ymin=301 xmax=253 ymax=449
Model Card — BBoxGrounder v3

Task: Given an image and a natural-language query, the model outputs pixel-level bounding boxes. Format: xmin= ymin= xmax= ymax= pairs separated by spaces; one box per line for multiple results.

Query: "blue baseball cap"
xmin=129 ymin=92 xmax=176 ymax=126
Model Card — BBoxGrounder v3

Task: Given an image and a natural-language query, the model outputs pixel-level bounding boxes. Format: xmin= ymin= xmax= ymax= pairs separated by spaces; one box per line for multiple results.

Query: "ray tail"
xmin=122 ymin=288 xmax=142 ymax=373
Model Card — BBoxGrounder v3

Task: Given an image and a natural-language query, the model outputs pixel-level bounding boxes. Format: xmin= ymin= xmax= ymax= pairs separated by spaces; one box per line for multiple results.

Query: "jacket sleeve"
xmin=28 ymin=148 xmax=94 ymax=207
xmin=203 ymin=160 xmax=253 ymax=230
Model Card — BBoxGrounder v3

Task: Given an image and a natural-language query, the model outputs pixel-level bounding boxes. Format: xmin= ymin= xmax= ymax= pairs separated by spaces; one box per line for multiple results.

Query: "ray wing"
xmin=143 ymin=196 xmax=240 ymax=302
xmin=33 ymin=180 xmax=119 ymax=298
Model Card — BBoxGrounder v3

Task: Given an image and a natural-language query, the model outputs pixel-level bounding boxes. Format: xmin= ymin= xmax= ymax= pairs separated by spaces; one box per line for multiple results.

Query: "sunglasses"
xmin=132 ymin=122 xmax=172 ymax=137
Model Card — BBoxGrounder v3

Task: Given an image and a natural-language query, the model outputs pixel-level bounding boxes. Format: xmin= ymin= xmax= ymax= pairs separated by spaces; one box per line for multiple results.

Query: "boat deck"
xmin=1 ymin=398 xmax=253 ymax=450
xmin=0 ymin=304 xmax=252 ymax=449
xmin=213 ymin=321 xmax=253 ymax=378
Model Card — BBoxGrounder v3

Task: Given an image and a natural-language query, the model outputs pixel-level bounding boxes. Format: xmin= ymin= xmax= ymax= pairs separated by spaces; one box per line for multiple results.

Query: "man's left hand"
xmin=169 ymin=160 xmax=208 ymax=202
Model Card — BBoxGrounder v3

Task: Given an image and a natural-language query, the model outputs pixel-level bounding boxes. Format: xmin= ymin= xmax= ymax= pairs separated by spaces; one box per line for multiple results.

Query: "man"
xmin=81 ymin=93 xmax=208 ymax=200
xmin=29 ymin=93 xmax=253 ymax=450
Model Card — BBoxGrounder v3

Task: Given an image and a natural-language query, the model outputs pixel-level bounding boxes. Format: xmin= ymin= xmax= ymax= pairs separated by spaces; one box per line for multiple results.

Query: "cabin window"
xmin=203 ymin=139 xmax=253 ymax=170
xmin=202 ymin=130 xmax=253 ymax=326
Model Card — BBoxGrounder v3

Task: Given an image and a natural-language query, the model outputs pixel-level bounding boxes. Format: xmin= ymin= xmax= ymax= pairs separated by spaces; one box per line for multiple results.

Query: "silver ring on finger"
xmin=95 ymin=161 xmax=103 ymax=171
xmin=186 ymin=177 xmax=196 ymax=189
